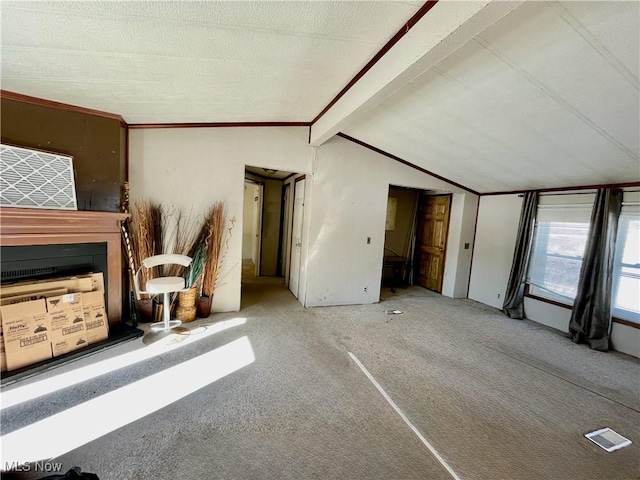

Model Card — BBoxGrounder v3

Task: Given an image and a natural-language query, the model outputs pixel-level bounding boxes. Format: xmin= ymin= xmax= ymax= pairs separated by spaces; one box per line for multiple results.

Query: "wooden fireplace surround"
xmin=0 ymin=207 xmax=129 ymax=328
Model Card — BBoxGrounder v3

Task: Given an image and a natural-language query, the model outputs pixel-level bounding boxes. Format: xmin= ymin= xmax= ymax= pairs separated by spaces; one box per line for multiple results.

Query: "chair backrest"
xmin=141 ymin=254 xmax=192 ymax=269
xmin=134 ymin=254 xmax=192 ymax=296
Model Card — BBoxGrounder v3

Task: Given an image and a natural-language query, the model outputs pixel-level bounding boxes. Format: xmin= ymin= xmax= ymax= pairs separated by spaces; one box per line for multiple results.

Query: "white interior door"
xmin=252 ymin=184 xmax=263 ymax=276
xmin=289 ymin=178 xmax=305 ymax=298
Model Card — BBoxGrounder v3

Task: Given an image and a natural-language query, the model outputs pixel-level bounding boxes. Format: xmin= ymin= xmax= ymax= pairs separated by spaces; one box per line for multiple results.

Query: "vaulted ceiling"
xmin=2 ymin=1 xmax=639 ymax=194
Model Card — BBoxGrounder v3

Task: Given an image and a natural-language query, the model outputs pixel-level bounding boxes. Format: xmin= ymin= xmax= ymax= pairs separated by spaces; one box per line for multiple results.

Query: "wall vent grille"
xmin=0 ymin=143 xmax=77 ymax=210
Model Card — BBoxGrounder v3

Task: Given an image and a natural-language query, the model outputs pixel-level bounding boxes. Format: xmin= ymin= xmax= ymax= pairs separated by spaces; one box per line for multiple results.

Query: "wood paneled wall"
xmin=1 ymin=96 xmax=126 ymax=212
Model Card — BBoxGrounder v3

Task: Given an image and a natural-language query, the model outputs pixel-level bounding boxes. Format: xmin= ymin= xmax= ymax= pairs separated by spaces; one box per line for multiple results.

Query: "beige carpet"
xmin=2 ymin=278 xmax=638 ymax=479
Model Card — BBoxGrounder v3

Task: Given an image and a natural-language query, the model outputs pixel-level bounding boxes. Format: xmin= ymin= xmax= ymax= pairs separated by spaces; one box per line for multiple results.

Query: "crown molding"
xmin=1 ymin=90 xmax=126 ymax=125
xmin=128 ymin=122 xmax=310 ymax=129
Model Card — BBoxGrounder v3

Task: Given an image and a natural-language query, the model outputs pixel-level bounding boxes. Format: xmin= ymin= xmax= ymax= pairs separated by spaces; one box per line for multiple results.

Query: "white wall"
xmin=469 ymin=194 xmax=639 ymax=358
xmin=444 ymin=192 xmax=479 ymax=298
xmin=129 ymin=127 xmax=313 ymax=312
xmin=304 ymin=136 xmax=478 ymax=307
xmin=130 ymin=129 xmax=479 ymax=312
xmin=468 ymin=195 xmax=522 ymax=308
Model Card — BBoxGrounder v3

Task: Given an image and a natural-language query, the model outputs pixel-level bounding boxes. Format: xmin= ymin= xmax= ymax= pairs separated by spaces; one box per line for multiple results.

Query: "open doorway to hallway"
xmin=242 ymin=167 xmax=304 ymax=306
xmin=242 ymin=180 xmax=262 ymax=279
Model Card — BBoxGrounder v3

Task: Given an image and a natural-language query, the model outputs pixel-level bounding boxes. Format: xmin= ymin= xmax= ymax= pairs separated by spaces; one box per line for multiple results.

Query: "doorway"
xmin=382 ymin=186 xmax=419 ymax=291
xmin=241 ymin=167 xmax=304 ymax=307
xmin=415 ymin=194 xmax=451 ymax=293
xmin=242 ymin=180 xmax=263 ymax=278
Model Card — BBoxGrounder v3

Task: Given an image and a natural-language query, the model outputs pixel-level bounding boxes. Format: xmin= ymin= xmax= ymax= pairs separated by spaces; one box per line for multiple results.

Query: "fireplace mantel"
xmin=0 ymin=207 xmax=130 ymax=327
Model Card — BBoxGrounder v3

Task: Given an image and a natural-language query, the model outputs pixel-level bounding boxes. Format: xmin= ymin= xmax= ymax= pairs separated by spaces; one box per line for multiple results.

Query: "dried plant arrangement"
xmin=201 ymin=201 xmax=226 ymax=298
xmin=130 ymin=198 xmax=163 ymax=293
xmin=161 ymin=207 xmax=202 ymax=278
xmin=193 ymin=201 xmax=232 ymax=317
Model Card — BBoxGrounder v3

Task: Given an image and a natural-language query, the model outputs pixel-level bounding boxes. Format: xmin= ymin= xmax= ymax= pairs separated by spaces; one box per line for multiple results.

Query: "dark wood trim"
xmin=524 ymin=289 xmax=572 ymax=310
xmin=1 ymin=90 xmax=125 ymax=123
xmin=524 ymin=286 xmax=640 ymax=330
xmin=481 ymin=181 xmax=640 ymax=197
xmin=128 ymin=122 xmax=310 ymax=129
xmin=294 ymin=174 xmax=306 ymax=184
xmin=283 ymin=172 xmax=297 ymax=182
xmin=613 ymin=318 xmax=640 ymax=330
xmin=337 ymin=133 xmax=479 ymax=195
xmin=311 ymin=1 xmax=439 ymax=125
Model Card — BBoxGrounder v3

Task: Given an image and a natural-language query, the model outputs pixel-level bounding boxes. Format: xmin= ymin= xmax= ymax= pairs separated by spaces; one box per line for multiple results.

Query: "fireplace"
xmin=2 ymin=242 xmax=108 ymax=284
xmin=0 ymin=207 xmax=143 ymax=383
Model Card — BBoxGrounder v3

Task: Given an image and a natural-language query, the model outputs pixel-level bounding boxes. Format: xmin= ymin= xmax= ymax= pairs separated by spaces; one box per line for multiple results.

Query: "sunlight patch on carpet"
xmin=1 ymin=335 xmax=255 ymax=467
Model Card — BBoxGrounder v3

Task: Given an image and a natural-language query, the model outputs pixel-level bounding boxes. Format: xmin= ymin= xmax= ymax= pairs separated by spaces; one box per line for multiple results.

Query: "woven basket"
xmin=176 ymin=287 xmax=197 ymax=322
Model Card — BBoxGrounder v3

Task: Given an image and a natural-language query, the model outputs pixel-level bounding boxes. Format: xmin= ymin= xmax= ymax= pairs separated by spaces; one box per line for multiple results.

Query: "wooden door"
xmin=289 ymin=178 xmax=305 ymax=299
xmin=415 ymin=195 xmax=451 ymax=292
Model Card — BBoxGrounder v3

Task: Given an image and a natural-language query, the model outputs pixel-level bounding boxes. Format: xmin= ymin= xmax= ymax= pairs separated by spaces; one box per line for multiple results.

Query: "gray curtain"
xmin=502 ymin=192 xmax=538 ymax=319
xmin=568 ymin=188 xmax=622 ymax=351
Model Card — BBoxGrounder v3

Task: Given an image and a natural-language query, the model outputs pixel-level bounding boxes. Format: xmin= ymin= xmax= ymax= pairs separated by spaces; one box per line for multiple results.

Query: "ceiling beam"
xmin=309 ymin=0 xmax=524 ymax=146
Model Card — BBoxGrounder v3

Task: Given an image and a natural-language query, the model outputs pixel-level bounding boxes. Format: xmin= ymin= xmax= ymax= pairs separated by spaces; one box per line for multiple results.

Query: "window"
xmin=612 ymin=200 xmax=640 ymax=323
xmin=526 ymin=195 xmax=594 ymax=305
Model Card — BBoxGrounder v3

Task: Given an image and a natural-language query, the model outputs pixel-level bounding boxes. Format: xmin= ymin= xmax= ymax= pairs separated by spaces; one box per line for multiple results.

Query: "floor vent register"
xmin=585 ymin=427 xmax=632 ymax=452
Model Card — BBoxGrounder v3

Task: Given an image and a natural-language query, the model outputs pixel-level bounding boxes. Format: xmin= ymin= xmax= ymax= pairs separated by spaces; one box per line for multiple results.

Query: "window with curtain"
xmin=612 ymin=197 xmax=640 ymax=323
xmin=526 ymin=194 xmax=594 ymax=305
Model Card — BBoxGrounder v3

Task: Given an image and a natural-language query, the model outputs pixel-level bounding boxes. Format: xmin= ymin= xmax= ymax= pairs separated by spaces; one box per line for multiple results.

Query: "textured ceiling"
xmin=342 ymin=1 xmax=640 ymax=193
xmin=1 ymin=0 xmax=422 ymax=123
xmin=2 ymin=1 xmax=638 ymax=193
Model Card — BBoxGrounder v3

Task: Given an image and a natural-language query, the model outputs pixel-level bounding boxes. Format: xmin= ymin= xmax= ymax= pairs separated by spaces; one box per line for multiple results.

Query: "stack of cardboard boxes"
xmin=0 ymin=273 xmax=109 ymax=372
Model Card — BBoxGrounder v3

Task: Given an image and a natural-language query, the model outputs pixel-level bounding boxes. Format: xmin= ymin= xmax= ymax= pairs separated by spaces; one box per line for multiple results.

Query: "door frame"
xmin=288 ymin=175 xmax=306 ymax=298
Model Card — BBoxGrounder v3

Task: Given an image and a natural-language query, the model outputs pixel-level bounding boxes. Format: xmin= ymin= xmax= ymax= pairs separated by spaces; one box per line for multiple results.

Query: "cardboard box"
xmin=1 ymin=288 xmax=69 ymax=307
xmin=0 ymin=328 xmax=6 ymax=372
xmin=82 ymin=290 xmax=109 ymax=344
xmin=0 ymin=273 xmax=103 ymax=300
xmin=47 ymin=293 xmax=89 ymax=357
xmin=0 ymin=289 xmax=69 ymax=370
xmin=1 ymin=299 xmax=52 ymax=371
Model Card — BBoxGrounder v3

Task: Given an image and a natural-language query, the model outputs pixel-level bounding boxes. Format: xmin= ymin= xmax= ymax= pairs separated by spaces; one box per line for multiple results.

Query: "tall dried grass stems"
xmin=162 ymin=207 xmax=201 ymax=278
xmin=131 ymin=199 xmax=162 ymax=293
xmin=201 ymin=202 xmax=227 ymax=298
